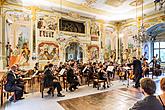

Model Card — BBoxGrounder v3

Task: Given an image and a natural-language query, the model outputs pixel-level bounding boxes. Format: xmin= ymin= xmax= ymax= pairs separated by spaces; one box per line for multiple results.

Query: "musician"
xmin=66 ymin=64 xmax=79 ymax=92
xmin=142 ymin=58 xmax=149 ymax=77
xmin=5 ymin=65 xmax=24 ymax=101
xmin=149 ymin=56 xmax=158 ymax=68
xmin=98 ymin=65 xmax=109 ymax=87
xmin=107 ymin=62 xmax=115 ymax=80
xmin=128 ymin=57 xmax=142 ymax=88
xmin=149 ymin=56 xmax=161 ymax=76
xmin=73 ymin=62 xmax=82 ymax=86
xmin=44 ymin=64 xmax=65 ymax=97
xmin=15 ymin=64 xmax=28 ymax=94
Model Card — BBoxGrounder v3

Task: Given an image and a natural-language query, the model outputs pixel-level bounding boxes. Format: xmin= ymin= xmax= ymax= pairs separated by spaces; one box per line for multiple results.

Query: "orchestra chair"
xmin=58 ymin=75 xmax=69 ymax=91
xmin=0 ymin=74 xmax=16 ymax=106
xmin=39 ymin=75 xmax=54 ymax=98
xmin=93 ymin=74 xmax=106 ymax=90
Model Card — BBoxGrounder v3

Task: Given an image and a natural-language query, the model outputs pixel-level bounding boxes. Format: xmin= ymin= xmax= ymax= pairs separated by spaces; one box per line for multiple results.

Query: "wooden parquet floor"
xmin=58 ymin=88 xmax=143 ymax=110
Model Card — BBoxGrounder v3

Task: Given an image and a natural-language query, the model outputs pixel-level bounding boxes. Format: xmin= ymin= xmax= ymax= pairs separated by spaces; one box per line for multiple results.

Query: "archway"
xmin=65 ymin=42 xmax=83 ymax=61
xmin=146 ymin=23 xmax=165 ymax=62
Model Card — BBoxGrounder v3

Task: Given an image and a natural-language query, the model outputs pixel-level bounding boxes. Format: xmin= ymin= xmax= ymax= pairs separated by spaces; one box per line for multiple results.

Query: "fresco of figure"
xmin=90 ymin=22 xmax=100 ymax=36
xmin=6 ymin=42 xmax=13 ymax=67
xmin=20 ymin=43 xmax=30 ymax=65
xmin=9 ymin=46 xmax=20 ymax=66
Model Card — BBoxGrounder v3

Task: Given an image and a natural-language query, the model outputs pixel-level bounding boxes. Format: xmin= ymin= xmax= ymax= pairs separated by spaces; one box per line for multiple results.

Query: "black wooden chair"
xmin=40 ymin=75 xmax=54 ymax=98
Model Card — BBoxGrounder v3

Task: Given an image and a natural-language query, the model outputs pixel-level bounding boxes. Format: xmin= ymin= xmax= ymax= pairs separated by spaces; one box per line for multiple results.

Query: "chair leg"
xmin=1 ymin=92 xmax=3 ymax=106
xmin=97 ymin=83 xmax=99 ymax=90
xmin=103 ymin=82 xmax=106 ymax=89
xmin=13 ymin=92 xmax=16 ymax=103
xmin=97 ymin=86 xmax=99 ymax=90
xmin=7 ymin=93 xmax=9 ymax=99
xmin=51 ymin=88 xmax=54 ymax=97
xmin=66 ymin=83 xmax=68 ymax=92
xmin=41 ymin=91 xmax=43 ymax=98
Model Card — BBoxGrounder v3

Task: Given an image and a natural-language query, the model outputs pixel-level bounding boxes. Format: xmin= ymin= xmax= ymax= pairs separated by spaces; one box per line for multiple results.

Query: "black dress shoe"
xmin=47 ymin=91 xmax=51 ymax=95
xmin=73 ymin=87 xmax=78 ymax=90
xmin=8 ymin=97 xmax=14 ymax=102
xmin=24 ymin=91 xmax=29 ymax=94
xmin=57 ymin=93 xmax=65 ymax=97
xmin=69 ymin=88 xmax=74 ymax=92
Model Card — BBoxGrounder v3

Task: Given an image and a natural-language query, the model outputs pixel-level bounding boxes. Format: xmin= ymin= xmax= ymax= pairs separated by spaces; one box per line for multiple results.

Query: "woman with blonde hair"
xmin=158 ymin=78 xmax=165 ymax=109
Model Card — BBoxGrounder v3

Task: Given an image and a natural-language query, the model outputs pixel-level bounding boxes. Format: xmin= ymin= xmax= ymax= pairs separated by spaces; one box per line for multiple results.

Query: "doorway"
xmin=65 ymin=42 xmax=83 ymax=62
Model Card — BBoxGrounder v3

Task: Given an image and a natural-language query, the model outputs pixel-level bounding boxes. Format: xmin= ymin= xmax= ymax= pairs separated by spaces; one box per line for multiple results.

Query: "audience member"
xmin=157 ymin=78 xmax=165 ymax=109
xmin=130 ymin=78 xmax=163 ymax=110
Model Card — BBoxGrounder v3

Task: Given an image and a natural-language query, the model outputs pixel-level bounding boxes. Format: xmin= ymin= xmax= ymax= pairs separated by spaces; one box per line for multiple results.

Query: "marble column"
xmin=100 ymin=23 xmax=105 ymax=62
xmin=30 ymin=6 xmax=38 ymax=67
xmin=0 ymin=6 xmax=3 ymax=69
xmin=115 ymin=22 xmax=121 ymax=63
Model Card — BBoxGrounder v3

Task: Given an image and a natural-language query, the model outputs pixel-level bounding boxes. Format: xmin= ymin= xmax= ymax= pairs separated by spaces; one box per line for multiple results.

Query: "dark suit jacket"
xmin=66 ymin=68 xmax=77 ymax=83
xmin=129 ymin=95 xmax=163 ymax=110
xmin=43 ymin=68 xmax=56 ymax=87
xmin=5 ymin=71 xmax=18 ymax=91
xmin=129 ymin=59 xmax=142 ymax=76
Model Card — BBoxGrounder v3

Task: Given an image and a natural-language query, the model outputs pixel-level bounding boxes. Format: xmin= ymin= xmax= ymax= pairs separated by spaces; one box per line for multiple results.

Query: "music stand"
xmin=106 ymin=66 xmax=114 ymax=86
xmin=122 ymin=67 xmax=131 ymax=88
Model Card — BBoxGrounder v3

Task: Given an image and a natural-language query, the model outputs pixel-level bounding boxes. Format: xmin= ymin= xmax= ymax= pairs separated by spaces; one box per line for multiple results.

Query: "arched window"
xmin=154 ymin=42 xmax=165 ymax=62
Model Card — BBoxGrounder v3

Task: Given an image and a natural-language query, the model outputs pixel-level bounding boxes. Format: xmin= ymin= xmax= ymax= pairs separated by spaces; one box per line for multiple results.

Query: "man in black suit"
xmin=5 ymin=65 xmax=24 ymax=102
xmin=44 ymin=64 xmax=64 ymax=97
xmin=66 ymin=64 xmax=79 ymax=91
xmin=128 ymin=57 xmax=142 ymax=88
xmin=130 ymin=78 xmax=163 ymax=110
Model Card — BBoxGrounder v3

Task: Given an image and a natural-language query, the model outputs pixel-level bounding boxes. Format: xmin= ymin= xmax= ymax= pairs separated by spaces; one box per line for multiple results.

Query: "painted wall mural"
xmin=38 ymin=42 xmax=59 ymax=61
xmin=147 ymin=23 xmax=165 ymax=37
xmin=37 ymin=16 xmax=57 ymax=37
xmin=17 ymin=25 xmax=30 ymax=49
xmin=90 ymin=22 xmax=100 ymax=37
xmin=143 ymin=43 xmax=149 ymax=60
xmin=88 ymin=45 xmax=99 ymax=61
xmin=9 ymin=42 xmax=30 ymax=66
xmin=8 ymin=14 xmax=31 ymax=67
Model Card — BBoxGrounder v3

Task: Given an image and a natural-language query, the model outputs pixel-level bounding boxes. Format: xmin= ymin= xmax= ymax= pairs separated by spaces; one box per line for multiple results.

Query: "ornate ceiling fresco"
xmin=6 ymin=0 xmax=156 ymax=21
xmin=105 ymin=0 xmax=126 ymax=7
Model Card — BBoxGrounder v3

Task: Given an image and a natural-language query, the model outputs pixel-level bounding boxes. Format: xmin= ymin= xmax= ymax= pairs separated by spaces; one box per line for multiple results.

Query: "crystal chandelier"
xmin=154 ymin=0 xmax=165 ymax=11
xmin=133 ymin=0 xmax=150 ymax=43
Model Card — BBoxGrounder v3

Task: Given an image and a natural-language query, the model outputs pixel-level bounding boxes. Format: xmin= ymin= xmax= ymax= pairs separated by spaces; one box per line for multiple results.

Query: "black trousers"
xmin=135 ymin=74 xmax=142 ymax=87
xmin=69 ymin=80 xmax=79 ymax=90
xmin=48 ymin=82 xmax=62 ymax=94
xmin=5 ymin=85 xmax=23 ymax=100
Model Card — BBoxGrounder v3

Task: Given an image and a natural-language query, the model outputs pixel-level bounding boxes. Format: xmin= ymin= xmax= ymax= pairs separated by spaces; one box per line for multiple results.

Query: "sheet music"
xmin=82 ymin=66 xmax=87 ymax=73
xmin=106 ymin=66 xmax=114 ymax=72
xmin=122 ymin=67 xmax=131 ymax=70
xmin=59 ymin=69 xmax=65 ymax=75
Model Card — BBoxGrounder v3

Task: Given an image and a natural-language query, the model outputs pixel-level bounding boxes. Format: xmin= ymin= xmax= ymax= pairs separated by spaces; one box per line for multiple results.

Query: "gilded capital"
xmin=114 ymin=22 xmax=122 ymax=31
xmin=0 ymin=0 xmax=5 ymax=6
xmin=28 ymin=6 xmax=39 ymax=21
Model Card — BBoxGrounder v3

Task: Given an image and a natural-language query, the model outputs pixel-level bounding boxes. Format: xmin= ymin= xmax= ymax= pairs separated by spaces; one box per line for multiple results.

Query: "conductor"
xmin=128 ymin=57 xmax=143 ymax=88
